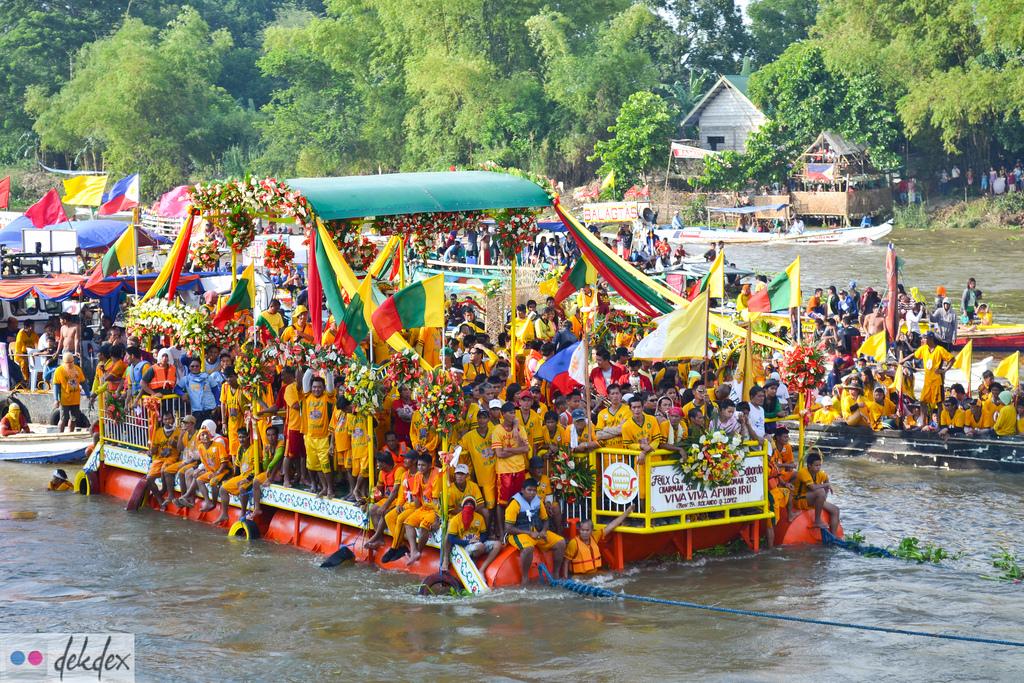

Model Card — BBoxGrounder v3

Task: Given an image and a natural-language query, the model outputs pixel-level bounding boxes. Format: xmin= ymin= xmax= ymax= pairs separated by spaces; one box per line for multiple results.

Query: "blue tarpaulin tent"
xmin=0 ymin=217 xmax=169 ymax=251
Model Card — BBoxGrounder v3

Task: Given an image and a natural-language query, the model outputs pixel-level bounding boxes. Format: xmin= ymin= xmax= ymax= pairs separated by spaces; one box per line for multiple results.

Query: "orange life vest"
xmin=150 ymin=364 xmax=177 ymax=391
xmin=570 ymin=536 xmax=602 ymax=574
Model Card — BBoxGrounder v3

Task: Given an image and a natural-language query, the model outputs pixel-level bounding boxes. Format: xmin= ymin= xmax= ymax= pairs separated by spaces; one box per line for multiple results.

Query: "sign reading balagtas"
xmin=649 ymin=456 xmax=765 ymax=513
xmin=581 ymin=201 xmax=649 ymax=223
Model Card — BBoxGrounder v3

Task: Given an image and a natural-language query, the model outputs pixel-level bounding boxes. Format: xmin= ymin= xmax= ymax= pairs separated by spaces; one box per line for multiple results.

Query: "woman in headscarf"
xmin=0 ymin=402 xmax=29 ymax=436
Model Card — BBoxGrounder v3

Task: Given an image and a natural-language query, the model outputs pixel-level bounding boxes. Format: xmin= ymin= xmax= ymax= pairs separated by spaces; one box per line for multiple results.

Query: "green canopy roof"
xmin=288 ymin=171 xmax=552 ymax=220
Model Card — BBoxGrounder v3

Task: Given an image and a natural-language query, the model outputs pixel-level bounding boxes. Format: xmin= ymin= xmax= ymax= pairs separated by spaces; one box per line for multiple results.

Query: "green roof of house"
xmin=723 ymin=75 xmax=750 ymax=98
xmin=288 ymin=171 xmax=552 ymax=220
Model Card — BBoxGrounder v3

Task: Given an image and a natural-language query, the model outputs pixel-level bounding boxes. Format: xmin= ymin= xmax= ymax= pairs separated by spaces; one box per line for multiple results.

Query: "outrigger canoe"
xmin=0 ymin=427 xmax=92 ymax=464
xmin=655 ymin=221 xmax=892 ymax=246
xmin=806 ymin=424 xmax=1024 ymax=473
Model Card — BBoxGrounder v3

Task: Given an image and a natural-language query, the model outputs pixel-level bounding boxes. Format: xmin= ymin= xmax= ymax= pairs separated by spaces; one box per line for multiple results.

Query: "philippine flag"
xmin=535 ymin=341 xmax=587 ymax=395
xmin=98 ymin=173 xmax=140 ymax=215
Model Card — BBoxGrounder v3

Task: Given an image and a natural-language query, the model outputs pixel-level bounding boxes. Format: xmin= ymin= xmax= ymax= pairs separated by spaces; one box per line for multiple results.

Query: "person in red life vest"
xmin=562 ymin=504 xmax=633 ymax=578
xmin=589 ymin=346 xmax=627 ymax=396
xmin=0 ymin=402 xmax=29 ymax=435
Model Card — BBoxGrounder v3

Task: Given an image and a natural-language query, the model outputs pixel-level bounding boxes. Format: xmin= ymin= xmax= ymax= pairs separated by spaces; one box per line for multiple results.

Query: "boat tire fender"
xmin=74 ymin=470 xmax=97 ymax=496
xmin=418 ymin=572 xmax=463 ymax=597
xmin=125 ymin=479 xmax=148 ymax=511
xmin=229 ymin=519 xmax=260 ymax=541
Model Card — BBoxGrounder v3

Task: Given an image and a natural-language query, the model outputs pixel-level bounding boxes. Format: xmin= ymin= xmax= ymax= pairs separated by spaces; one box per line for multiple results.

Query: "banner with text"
xmin=649 ymin=456 xmax=765 ymax=513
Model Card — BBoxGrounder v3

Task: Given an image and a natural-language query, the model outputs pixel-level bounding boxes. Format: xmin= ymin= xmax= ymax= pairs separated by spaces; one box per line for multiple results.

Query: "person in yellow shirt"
xmin=462 ymin=346 xmax=492 ymax=386
xmin=196 ymin=424 xmax=233 ymax=512
xmin=620 ymin=396 xmax=663 ymax=455
xmin=993 ymin=391 xmax=1018 ymax=437
xmin=409 ymin=407 xmax=439 ymax=456
xmin=279 ymin=368 xmax=306 ymax=488
xmin=533 ymin=307 xmax=557 ymax=342
xmin=281 ymin=305 xmax=314 ymax=343
xmin=504 ymin=478 xmax=566 ymax=586
xmin=214 ymin=427 xmax=258 ymax=525
xmin=866 ymin=386 xmax=897 ymax=430
xmin=908 ymin=332 xmax=953 ymax=416
xmin=492 ymin=402 xmax=531 ymax=537
xmin=460 ymin=410 xmax=496 ymax=521
xmin=347 ymin=408 xmax=373 ymax=502
xmin=793 ymin=453 xmax=840 ymax=534
xmin=441 ymin=495 xmax=501 ymax=575
xmin=812 ymin=396 xmax=843 ymax=426
xmin=537 ymin=410 xmax=567 ymax=456
xmin=839 ymin=383 xmax=863 ymax=419
xmin=331 ymin=400 xmax=352 ymax=481
xmin=219 ymin=370 xmax=247 ymax=456
xmin=434 ymin=462 xmax=484 ymax=517
xmin=527 ymin=456 xmax=564 ymax=534
xmin=301 ymin=371 xmax=336 ymax=498
xmin=144 ymin=411 xmax=181 ymax=509
xmin=936 ymin=396 xmax=966 ymax=438
xmin=403 ymin=453 xmax=441 ymax=565
xmin=52 ymin=353 xmax=86 ymax=432
xmin=515 ymin=390 xmax=544 ymax=451
xmin=364 ymin=451 xmax=416 ymax=551
xmin=12 ymin=321 xmax=38 ymax=385
xmin=562 ymin=504 xmax=633 ymax=577
xmin=596 ymin=384 xmax=631 ymax=448
xmin=962 ymin=398 xmax=995 ymax=437
xmin=257 ymin=299 xmax=285 ymax=337
xmin=47 ymin=468 xmax=74 ymax=492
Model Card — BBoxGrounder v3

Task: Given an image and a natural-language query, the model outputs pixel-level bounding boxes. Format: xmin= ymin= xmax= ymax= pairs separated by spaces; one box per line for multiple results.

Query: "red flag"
xmin=0 ymin=176 xmax=10 ymax=210
xmin=24 ymin=189 xmax=69 ymax=228
xmin=307 ymin=225 xmax=323 ymax=344
xmin=84 ymin=263 xmax=105 ymax=290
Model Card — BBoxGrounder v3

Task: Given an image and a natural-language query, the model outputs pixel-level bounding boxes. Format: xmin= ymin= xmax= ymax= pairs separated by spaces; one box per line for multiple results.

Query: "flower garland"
xmin=234 ymin=347 xmax=274 ymax=396
xmin=321 ymin=220 xmax=378 ymax=272
xmin=548 ymin=445 xmax=596 ymax=504
xmin=489 ymin=208 xmax=539 ymax=258
xmin=384 ymin=348 xmax=424 ymax=394
xmin=376 ymin=211 xmax=481 ymax=262
xmin=340 ymin=360 xmax=384 ymax=417
xmin=189 ymin=236 xmax=222 ymax=271
xmin=125 ymin=299 xmax=193 ymax=340
xmin=263 ymin=239 xmax=295 ymax=274
xmin=189 ymin=177 xmax=313 ymax=253
xmin=779 ymin=344 xmax=827 ymax=395
xmin=675 ymin=431 xmax=748 ymax=491
xmin=413 ymin=367 xmax=466 ymax=438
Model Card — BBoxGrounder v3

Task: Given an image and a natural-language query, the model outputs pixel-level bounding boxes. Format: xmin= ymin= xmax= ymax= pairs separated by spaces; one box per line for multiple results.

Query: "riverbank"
xmin=895 ymin=194 xmax=1024 ymax=231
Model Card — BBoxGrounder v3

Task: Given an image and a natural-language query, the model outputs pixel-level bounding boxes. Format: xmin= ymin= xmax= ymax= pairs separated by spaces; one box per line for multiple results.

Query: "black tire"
xmin=418 ymin=572 xmax=463 ymax=597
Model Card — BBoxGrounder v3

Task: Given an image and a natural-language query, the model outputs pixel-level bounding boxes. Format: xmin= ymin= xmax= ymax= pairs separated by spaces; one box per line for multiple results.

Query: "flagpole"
xmin=510 ymin=256 xmax=517 ymax=385
xmin=131 ymin=207 xmax=140 ymax=300
xmin=366 ymin=323 xmax=375 ymax=500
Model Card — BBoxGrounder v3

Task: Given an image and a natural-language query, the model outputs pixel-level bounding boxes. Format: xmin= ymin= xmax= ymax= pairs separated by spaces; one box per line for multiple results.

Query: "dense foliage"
xmin=4 ymin=0 xmax=1024 ymax=198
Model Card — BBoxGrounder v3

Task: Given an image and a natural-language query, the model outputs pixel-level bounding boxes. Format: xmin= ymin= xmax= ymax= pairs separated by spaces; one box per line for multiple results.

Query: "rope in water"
xmin=819 ymin=528 xmax=895 ymax=558
xmin=535 ymin=564 xmax=1024 ymax=648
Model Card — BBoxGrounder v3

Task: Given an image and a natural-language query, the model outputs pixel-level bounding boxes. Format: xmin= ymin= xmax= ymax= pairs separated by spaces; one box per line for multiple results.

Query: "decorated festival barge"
xmin=75 ymin=171 xmax=835 ymax=593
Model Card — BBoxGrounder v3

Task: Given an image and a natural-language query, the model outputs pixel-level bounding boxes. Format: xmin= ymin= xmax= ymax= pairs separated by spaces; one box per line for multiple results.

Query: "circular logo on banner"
xmin=602 ymin=461 xmax=639 ymax=505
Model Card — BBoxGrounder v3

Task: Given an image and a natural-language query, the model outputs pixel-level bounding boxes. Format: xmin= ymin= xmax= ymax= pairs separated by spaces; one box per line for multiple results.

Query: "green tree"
xmin=590 ymin=91 xmax=676 ymax=195
xmin=661 ymin=0 xmax=750 ymax=74
xmin=747 ymin=0 xmax=818 ymax=66
xmin=27 ymin=7 xmax=253 ymax=190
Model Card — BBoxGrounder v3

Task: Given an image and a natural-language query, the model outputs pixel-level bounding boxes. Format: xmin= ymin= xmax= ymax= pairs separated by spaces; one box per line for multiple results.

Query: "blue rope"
xmin=535 ymin=564 xmax=1024 ymax=648
xmin=820 ymin=528 xmax=895 ymax=558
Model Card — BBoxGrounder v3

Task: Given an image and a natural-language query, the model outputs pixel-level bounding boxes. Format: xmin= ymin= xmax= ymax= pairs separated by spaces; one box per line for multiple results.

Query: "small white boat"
xmin=655 ymin=221 xmax=892 ymax=246
xmin=0 ymin=426 xmax=92 ymax=464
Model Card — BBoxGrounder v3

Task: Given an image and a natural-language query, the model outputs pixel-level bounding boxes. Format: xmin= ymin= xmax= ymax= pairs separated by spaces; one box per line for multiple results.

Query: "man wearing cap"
xmin=962 ymin=397 xmax=995 ymax=437
xmin=48 ymin=468 xmax=74 ymax=492
xmin=282 ymin=305 xmax=314 ymax=343
xmin=461 ymin=409 xmax=497 ymax=522
xmin=568 ymin=408 xmax=599 ymax=454
xmin=492 ymin=401 xmax=530 ymax=530
xmin=812 ymin=396 xmax=841 ymax=425
xmin=435 ymin=462 xmax=484 ymax=520
xmin=52 ymin=352 xmax=86 ymax=433
xmin=442 ymin=495 xmax=501 ymax=575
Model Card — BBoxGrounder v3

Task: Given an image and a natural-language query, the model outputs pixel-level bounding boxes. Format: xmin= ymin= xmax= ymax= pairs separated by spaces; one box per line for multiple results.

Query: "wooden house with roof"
xmin=680 ymin=75 xmax=767 ymax=153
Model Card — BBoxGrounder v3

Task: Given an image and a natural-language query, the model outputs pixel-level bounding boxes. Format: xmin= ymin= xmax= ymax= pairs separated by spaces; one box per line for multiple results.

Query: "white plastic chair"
xmin=29 ymin=352 xmax=49 ymax=391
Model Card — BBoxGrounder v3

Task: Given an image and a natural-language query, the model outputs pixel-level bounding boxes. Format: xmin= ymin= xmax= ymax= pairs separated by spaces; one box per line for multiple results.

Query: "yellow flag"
xmin=62 ymin=175 xmax=108 ymax=206
xmin=600 ymin=169 xmax=615 ymax=191
xmin=995 ymin=351 xmax=1019 ymax=389
xmin=785 ymin=256 xmax=801 ymax=308
xmin=857 ymin=330 xmax=887 ymax=363
xmin=952 ymin=341 xmax=973 ymax=393
xmin=707 ymin=249 xmax=725 ymax=299
xmin=741 ymin=320 xmax=754 ymax=402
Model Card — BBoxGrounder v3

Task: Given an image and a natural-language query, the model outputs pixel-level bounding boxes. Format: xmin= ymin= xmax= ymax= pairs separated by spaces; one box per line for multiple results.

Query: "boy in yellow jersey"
xmin=331 ymin=398 xmax=352 ymax=488
xmin=567 ymin=408 xmax=600 ymax=454
xmin=505 ymin=478 xmax=566 ymax=586
xmin=214 ymin=428 xmax=260 ymax=525
xmin=462 ymin=346 xmax=492 ymax=386
xmin=147 ymin=411 xmax=181 ymax=510
xmin=562 ymin=504 xmax=633 ymax=577
xmin=460 ymin=410 xmax=496 ymax=522
xmin=280 ymin=368 xmax=306 ymax=489
xmin=347 ymin=408 xmax=373 ymax=503
xmin=164 ymin=414 xmax=198 ymax=495
xmin=301 ymin=371 xmax=336 ymax=498
xmin=515 ymin=390 xmax=544 ymax=450
xmin=538 ymin=411 xmax=567 ymax=456
xmin=794 ymin=453 xmax=840 ymax=534
xmin=281 ymin=305 xmax=314 ymax=343
xmin=866 ymin=386 xmax=897 ymax=430
xmin=962 ymin=398 xmax=995 ymax=437
xmin=410 ymin=407 xmax=439 ymax=457
xmin=812 ymin=396 xmax=842 ymax=425
xmin=937 ymin=397 xmax=965 ymax=438
xmin=434 ymin=462 xmax=485 ymax=518
xmin=219 ymin=369 xmax=247 ymax=456
xmin=994 ymin=391 xmax=1018 ymax=437
xmin=493 ymin=402 xmax=530 ymax=537
xmin=621 ymin=396 xmax=663 ymax=456
xmin=596 ymin=384 xmax=631 ymax=448
xmin=441 ymin=496 xmax=501 ymax=575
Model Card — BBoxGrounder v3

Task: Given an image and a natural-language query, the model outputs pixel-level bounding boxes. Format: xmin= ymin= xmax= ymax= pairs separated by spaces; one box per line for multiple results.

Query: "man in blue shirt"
xmin=178 ymin=357 xmax=217 ymax=423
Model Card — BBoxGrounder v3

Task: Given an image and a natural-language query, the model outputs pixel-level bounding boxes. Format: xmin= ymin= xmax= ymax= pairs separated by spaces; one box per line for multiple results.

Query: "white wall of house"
xmin=689 ymin=86 xmax=766 ymax=152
